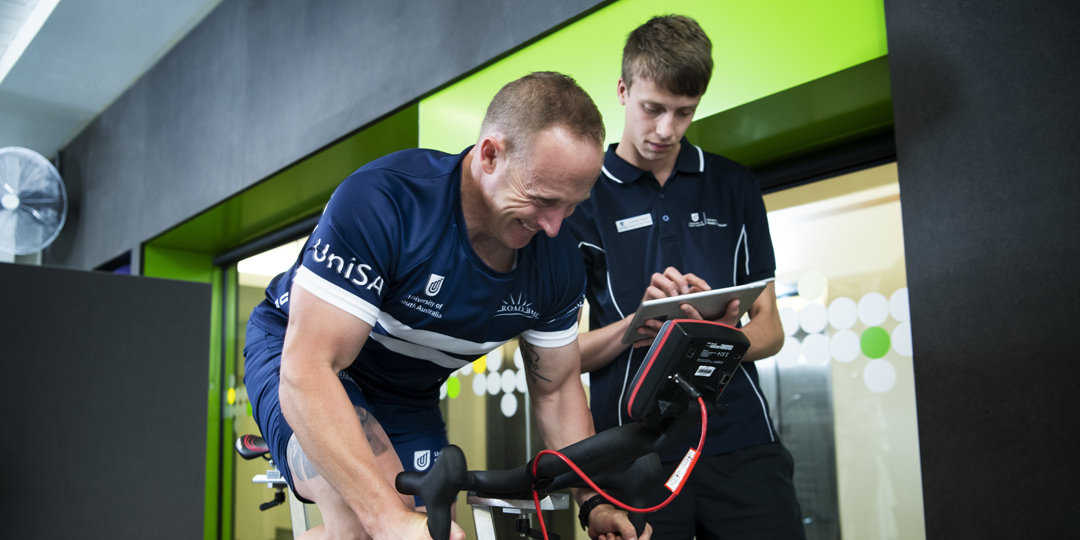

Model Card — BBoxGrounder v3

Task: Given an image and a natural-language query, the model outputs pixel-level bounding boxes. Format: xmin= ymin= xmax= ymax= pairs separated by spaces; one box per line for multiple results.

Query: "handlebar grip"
xmin=395 ymin=445 xmax=467 ymax=540
xmin=630 ymin=511 xmax=647 ymax=537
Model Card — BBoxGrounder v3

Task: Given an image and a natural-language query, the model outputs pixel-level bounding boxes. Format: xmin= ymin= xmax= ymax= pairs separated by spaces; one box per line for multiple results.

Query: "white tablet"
xmin=620 ymin=280 xmax=769 ymax=345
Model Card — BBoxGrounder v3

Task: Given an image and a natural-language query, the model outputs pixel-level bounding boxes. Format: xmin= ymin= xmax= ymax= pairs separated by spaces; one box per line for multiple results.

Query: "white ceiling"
xmin=0 ymin=0 xmax=223 ymax=161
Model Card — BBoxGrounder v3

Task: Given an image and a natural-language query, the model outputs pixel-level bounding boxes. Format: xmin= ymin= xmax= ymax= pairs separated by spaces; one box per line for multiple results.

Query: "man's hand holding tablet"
xmin=623 ymin=267 xmax=767 ymax=346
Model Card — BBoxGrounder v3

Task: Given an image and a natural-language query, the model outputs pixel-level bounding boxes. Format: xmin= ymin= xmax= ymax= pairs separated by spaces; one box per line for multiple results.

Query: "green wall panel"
xmin=686 ymin=55 xmax=893 ymax=168
xmin=143 ymin=245 xmax=215 ymax=283
xmin=420 ymin=0 xmax=888 ymax=153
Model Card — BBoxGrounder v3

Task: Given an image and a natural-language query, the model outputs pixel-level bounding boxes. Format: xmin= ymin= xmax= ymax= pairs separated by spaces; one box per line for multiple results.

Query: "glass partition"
xmin=233 ymin=238 xmax=319 ymax=539
xmin=760 ymin=162 xmax=925 ymax=540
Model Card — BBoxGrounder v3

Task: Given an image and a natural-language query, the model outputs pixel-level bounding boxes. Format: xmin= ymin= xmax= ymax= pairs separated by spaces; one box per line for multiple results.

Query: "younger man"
xmin=567 ymin=16 xmax=805 ymax=540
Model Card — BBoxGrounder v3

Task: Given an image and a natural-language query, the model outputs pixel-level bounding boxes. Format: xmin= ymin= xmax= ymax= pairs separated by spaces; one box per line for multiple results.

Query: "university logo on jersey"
xmin=688 ymin=211 xmax=726 ymax=228
xmin=425 ymin=274 xmax=445 ymax=296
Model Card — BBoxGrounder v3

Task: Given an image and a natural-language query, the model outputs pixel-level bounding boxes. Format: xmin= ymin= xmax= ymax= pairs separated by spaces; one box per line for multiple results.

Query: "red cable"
xmin=529 ymin=397 xmax=709 ymax=539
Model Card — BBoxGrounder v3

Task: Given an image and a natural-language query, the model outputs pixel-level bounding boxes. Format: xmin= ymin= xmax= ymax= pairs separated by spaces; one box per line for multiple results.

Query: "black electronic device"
xmin=623 ymin=319 xmax=750 ymax=429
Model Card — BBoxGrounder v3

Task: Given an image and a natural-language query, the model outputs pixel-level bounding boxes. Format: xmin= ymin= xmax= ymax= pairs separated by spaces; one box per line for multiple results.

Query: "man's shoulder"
xmin=333 ymin=148 xmax=460 ymax=201
xmin=354 ymin=147 xmax=460 ymax=182
xmin=695 ymin=146 xmax=754 ymax=177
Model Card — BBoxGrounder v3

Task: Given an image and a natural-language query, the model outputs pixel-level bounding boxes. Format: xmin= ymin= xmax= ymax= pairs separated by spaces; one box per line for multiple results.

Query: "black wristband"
xmin=578 ymin=494 xmax=609 ymax=531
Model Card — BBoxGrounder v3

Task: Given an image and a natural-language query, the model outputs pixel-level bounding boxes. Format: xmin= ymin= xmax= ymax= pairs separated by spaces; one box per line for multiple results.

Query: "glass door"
xmin=760 ymin=162 xmax=924 ymax=540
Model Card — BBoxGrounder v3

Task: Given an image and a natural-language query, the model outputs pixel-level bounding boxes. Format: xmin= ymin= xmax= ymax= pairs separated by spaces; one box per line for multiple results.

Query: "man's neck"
xmin=460 ymin=151 xmax=516 ymax=272
xmin=614 ymin=137 xmax=680 ymax=186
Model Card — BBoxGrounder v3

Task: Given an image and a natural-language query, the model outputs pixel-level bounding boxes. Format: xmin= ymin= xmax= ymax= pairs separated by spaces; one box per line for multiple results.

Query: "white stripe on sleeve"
xmin=294 ymin=266 xmax=380 ymax=326
xmin=521 ymin=324 xmax=580 ymax=348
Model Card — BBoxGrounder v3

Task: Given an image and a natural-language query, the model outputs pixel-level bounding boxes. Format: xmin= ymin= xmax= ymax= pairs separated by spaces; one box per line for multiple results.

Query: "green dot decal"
xmin=861 ymin=327 xmax=891 ymax=359
xmin=447 ymin=377 xmax=461 ymax=399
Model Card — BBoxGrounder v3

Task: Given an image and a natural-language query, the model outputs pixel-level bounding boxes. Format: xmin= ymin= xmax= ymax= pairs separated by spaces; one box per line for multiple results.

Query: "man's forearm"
xmin=279 ymin=364 xmax=410 ymax=533
xmin=578 ymin=317 xmax=633 ymax=372
xmin=531 ymin=380 xmax=597 ymax=504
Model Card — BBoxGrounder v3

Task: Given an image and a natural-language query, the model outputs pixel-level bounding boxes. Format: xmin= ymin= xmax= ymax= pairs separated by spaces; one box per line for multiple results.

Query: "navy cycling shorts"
xmin=243 ymin=322 xmax=449 ymax=507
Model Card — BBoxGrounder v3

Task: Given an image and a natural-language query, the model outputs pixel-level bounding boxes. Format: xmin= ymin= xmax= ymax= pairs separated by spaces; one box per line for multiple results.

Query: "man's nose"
xmin=656 ymin=114 xmax=675 ymax=139
xmin=538 ymin=209 xmax=564 ymax=237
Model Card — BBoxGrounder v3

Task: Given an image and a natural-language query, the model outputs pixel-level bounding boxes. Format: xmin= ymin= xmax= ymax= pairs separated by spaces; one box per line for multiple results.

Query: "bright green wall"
xmin=420 ymin=0 xmax=887 ymax=152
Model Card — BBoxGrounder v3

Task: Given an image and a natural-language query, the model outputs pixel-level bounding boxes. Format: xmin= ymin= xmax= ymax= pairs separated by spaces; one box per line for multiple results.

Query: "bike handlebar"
xmin=397 ymin=405 xmax=716 ymax=540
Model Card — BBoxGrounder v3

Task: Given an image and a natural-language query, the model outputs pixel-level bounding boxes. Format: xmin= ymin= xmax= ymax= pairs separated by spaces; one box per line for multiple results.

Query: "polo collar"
xmin=600 ymin=137 xmax=705 ymax=185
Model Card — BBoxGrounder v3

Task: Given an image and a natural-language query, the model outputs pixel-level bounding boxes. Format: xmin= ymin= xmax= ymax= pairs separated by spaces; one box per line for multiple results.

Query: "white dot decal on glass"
xmin=581 ymin=373 xmax=590 ymax=388
xmin=830 ymin=330 xmax=860 ymax=363
xmin=828 ymin=297 xmax=858 ymax=330
xmin=797 ymin=270 xmax=827 ymax=301
xmin=859 ymin=292 xmax=889 ymax=327
xmin=440 ymin=381 xmax=447 ymax=400
xmin=517 ymin=370 xmax=527 ymax=394
xmin=501 ymin=393 xmax=518 ymax=418
xmin=890 ymin=288 xmax=910 ymax=322
xmin=801 ymin=333 xmax=831 ymax=365
xmin=779 ymin=307 xmax=800 ymax=337
xmin=487 ymin=371 xmax=502 ymax=395
xmin=487 ymin=348 xmax=503 ymax=373
xmin=800 ymin=303 xmax=828 ymax=334
xmin=472 ymin=373 xmax=487 ymax=396
xmin=776 ymin=336 xmax=801 ymax=368
xmin=514 ymin=347 xmax=524 ymax=370
xmin=501 ymin=370 xmax=517 ymax=394
xmin=454 ymin=365 xmax=470 ymax=378
xmin=863 ymin=359 xmax=897 ymax=393
xmin=892 ymin=322 xmax=913 ymax=357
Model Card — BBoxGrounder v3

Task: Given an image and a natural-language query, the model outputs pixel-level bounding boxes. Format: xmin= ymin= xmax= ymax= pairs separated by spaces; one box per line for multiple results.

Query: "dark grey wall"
xmin=0 ymin=262 xmax=210 ymax=538
xmin=48 ymin=0 xmax=606 ymax=270
xmin=885 ymin=0 xmax=1080 ymax=537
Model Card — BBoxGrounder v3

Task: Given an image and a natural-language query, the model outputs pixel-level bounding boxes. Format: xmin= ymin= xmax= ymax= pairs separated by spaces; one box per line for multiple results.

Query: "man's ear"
xmin=478 ymin=134 xmax=505 ymax=175
xmin=617 ymin=77 xmax=629 ymax=105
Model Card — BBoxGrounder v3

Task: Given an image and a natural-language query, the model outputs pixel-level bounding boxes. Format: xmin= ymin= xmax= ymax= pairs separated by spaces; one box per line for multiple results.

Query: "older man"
xmin=245 ymin=72 xmax=648 ymax=540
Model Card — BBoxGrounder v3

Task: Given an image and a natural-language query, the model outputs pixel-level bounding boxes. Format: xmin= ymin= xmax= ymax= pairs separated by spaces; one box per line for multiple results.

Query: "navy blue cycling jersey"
xmin=565 ymin=139 xmax=777 ymax=459
xmin=249 ymin=147 xmax=585 ymax=407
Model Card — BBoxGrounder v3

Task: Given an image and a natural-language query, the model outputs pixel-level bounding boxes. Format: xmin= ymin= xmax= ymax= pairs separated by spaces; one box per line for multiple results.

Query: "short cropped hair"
xmin=622 ymin=15 xmax=713 ymax=97
xmin=480 ymin=71 xmax=605 ymax=163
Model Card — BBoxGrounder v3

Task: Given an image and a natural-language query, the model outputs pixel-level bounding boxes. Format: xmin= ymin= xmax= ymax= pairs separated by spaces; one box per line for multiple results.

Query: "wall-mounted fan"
xmin=0 ymin=147 xmax=67 ymax=256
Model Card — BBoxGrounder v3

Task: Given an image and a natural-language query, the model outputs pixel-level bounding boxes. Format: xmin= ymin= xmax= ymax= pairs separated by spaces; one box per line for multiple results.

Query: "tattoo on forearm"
xmin=355 ymin=405 xmax=390 ymax=456
xmin=520 ymin=339 xmax=552 ymax=385
xmin=288 ymin=436 xmax=319 ymax=482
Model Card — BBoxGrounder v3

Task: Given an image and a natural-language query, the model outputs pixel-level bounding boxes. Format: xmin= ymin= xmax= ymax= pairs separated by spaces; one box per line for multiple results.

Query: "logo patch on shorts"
xmin=414 ymin=450 xmax=431 ymax=471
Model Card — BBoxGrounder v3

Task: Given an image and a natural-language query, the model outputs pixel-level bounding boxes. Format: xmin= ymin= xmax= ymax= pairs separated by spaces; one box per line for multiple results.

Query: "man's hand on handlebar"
xmin=587 ymin=504 xmax=651 ymax=540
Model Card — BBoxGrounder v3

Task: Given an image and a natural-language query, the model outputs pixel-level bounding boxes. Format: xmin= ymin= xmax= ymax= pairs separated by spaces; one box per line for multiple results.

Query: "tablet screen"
xmin=620 ymin=281 xmax=768 ymax=345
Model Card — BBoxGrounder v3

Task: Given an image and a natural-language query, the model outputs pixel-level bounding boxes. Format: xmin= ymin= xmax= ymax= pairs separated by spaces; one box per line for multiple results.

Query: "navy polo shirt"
xmin=565 ymin=138 xmax=778 ymax=459
xmin=248 ymin=147 xmax=585 ymax=408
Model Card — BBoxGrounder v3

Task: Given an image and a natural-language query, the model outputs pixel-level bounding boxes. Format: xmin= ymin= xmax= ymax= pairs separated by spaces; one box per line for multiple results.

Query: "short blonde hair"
xmin=480 ymin=71 xmax=605 ymax=162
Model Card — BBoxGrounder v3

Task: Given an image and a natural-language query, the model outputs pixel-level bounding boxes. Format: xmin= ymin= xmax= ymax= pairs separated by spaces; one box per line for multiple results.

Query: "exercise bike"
xmin=397 ymin=319 xmax=750 ymax=540
xmin=235 ymin=433 xmax=311 ymax=536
